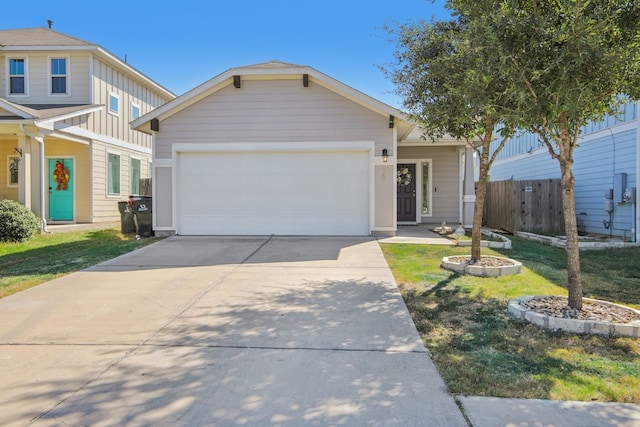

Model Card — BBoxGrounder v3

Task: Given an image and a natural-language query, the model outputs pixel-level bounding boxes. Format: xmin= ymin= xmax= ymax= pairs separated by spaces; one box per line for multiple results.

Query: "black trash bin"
xmin=117 ymin=201 xmax=136 ymax=234
xmin=132 ymin=197 xmax=153 ymax=237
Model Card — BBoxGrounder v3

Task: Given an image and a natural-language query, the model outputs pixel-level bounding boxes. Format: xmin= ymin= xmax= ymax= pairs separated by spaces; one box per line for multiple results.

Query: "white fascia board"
xmin=399 ymin=139 xmax=468 ymax=147
xmin=172 ymin=140 xmax=375 ymax=154
xmin=0 ymin=100 xmax=36 ymax=119
xmin=36 ymin=105 xmax=104 ymax=128
xmin=131 ymin=74 xmax=232 ymax=133
xmin=94 ymin=48 xmax=176 ymax=99
xmin=55 ymin=124 xmax=152 ymax=155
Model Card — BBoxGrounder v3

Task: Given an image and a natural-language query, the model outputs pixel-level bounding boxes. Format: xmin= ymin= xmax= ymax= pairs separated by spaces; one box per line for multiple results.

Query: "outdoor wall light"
xmin=382 ymin=148 xmax=388 ymax=163
xmin=14 ymin=147 xmax=23 ymax=157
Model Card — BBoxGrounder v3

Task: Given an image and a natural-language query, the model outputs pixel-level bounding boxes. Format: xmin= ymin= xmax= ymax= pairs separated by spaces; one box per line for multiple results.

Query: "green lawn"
xmin=381 ymin=236 xmax=640 ymax=403
xmin=0 ymin=229 xmax=160 ymax=298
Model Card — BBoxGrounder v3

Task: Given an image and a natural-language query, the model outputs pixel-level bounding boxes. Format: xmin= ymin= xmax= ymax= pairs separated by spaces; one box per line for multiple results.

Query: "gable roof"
xmin=131 ymin=61 xmax=415 ymax=139
xmin=0 ymin=27 xmax=90 ymax=46
xmin=0 ymin=28 xmax=175 ymax=100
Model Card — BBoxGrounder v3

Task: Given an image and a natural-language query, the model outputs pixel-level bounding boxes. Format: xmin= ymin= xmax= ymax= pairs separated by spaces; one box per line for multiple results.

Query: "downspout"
xmin=19 ymin=124 xmax=49 ymax=233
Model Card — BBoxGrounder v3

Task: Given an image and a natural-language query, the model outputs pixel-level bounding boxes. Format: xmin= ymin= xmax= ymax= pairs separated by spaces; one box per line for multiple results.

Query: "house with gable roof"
xmin=133 ymin=61 xmax=477 ymax=236
xmin=0 ymin=27 xmax=175 ymax=229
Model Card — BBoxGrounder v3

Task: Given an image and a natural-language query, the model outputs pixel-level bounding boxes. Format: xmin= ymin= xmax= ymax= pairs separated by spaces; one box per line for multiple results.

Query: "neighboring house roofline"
xmin=0 ymin=98 xmax=103 ymax=123
xmin=132 ymin=60 xmax=416 ymax=138
xmin=0 ymin=27 xmax=176 ymax=100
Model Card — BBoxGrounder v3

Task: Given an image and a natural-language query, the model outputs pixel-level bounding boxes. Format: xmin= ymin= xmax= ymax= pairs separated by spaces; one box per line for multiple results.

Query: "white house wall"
xmin=491 ymin=128 xmax=637 ymax=237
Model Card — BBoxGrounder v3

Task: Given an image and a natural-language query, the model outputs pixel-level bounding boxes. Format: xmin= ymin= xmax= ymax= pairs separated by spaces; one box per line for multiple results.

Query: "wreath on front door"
xmin=53 ymin=160 xmax=70 ymax=191
xmin=397 ymin=167 xmax=412 ymax=187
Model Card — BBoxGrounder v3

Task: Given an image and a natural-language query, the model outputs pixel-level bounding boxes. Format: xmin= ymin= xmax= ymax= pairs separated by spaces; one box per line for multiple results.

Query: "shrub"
xmin=0 ymin=199 xmax=40 ymax=243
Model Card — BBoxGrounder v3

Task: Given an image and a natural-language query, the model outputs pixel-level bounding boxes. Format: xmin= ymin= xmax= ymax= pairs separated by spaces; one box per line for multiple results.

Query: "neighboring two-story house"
xmin=488 ymin=102 xmax=640 ymax=242
xmin=0 ymin=28 xmax=175 ymax=229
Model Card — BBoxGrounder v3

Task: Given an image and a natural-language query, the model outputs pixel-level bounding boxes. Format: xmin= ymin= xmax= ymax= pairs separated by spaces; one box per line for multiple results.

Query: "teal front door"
xmin=49 ymin=158 xmax=74 ymax=221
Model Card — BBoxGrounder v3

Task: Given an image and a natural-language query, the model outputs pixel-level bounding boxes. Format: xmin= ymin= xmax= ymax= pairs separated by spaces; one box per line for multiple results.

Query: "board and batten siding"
xmin=491 ymin=128 xmax=637 ymax=237
xmin=155 ymin=79 xmax=393 ymax=158
xmin=397 ymin=145 xmax=461 ymax=223
xmin=74 ymin=57 xmax=169 ymax=150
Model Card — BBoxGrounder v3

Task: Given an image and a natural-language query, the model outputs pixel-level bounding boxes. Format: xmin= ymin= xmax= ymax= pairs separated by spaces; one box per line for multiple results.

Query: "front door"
xmin=397 ymin=163 xmax=416 ymax=222
xmin=49 ymin=158 xmax=74 ymax=221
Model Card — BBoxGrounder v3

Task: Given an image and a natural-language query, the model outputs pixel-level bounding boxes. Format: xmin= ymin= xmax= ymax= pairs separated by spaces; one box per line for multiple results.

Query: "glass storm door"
xmin=49 ymin=158 xmax=74 ymax=221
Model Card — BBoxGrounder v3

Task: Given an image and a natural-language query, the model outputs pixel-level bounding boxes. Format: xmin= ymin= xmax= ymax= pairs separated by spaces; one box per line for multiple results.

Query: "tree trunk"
xmin=471 ymin=159 xmax=490 ymax=262
xmin=471 ymin=139 xmax=492 ymax=262
xmin=559 ymin=153 xmax=583 ymax=310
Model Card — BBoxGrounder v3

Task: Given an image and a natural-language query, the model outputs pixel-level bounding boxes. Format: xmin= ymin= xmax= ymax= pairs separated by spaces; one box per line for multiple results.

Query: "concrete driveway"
xmin=0 ymin=236 xmax=467 ymax=427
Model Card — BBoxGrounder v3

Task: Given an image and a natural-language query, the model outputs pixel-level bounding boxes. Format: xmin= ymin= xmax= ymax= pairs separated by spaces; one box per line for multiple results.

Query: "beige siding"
xmin=155 ymin=79 xmax=393 ymax=158
xmin=153 ymin=78 xmax=395 ymax=232
xmin=398 ymin=145 xmax=462 ymax=223
xmin=154 ymin=166 xmax=173 ymax=228
xmin=0 ymin=107 xmax=18 ymax=117
xmin=87 ymin=57 xmax=170 ymax=150
xmin=91 ymin=140 xmax=153 ymax=222
xmin=0 ymin=137 xmax=20 ymax=201
xmin=375 ymin=164 xmax=395 ymax=228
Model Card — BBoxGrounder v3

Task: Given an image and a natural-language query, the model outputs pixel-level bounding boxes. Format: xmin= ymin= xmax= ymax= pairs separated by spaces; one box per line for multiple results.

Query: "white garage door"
xmin=176 ymin=150 xmax=370 ymax=235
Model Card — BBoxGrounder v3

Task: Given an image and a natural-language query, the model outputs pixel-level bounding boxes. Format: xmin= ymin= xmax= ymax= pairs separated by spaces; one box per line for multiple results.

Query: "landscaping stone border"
xmin=514 ymin=231 xmax=637 ymax=250
xmin=441 ymin=256 xmax=522 ymax=277
xmin=456 ymin=229 xmax=512 ymax=249
xmin=508 ymin=296 xmax=640 ymax=338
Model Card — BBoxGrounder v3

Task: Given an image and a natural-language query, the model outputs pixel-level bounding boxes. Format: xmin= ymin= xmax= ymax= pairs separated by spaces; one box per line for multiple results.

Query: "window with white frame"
xmin=109 ymin=93 xmax=120 ymax=116
xmin=50 ymin=57 xmax=68 ymax=95
xmin=8 ymin=156 xmax=19 ymax=186
xmin=130 ymin=157 xmax=141 ymax=195
xmin=9 ymin=58 xmax=27 ymax=95
xmin=131 ymin=103 xmax=140 ymax=120
xmin=107 ymin=152 xmax=121 ymax=195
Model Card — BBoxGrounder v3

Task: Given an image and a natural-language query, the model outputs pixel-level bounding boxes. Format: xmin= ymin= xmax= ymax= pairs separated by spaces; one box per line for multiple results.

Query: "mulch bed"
xmin=446 ymin=255 xmax=515 ymax=267
xmin=521 ymin=295 xmax=640 ymax=324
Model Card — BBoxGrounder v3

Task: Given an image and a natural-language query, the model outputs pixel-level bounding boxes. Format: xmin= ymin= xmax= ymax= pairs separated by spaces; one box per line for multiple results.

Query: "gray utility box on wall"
xmin=614 ymin=173 xmax=627 ymax=203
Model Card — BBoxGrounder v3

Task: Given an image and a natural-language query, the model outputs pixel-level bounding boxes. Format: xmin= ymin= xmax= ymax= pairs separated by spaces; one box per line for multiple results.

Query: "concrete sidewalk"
xmin=0 ymin=236 xmax=466 ymax=426
xmin=458 ymin=396 xmax=640 ymax=427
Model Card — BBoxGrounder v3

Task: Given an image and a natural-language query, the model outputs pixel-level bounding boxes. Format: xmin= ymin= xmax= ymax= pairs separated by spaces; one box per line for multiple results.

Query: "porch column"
xmin=17 ymin=135 xmax=31 ymax=207
xmin=462 ymin=147 xmax=476 ymax=228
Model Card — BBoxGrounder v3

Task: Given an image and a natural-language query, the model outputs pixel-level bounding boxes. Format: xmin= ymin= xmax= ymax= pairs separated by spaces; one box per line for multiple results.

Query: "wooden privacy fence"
xmin=139 ymin=178 xmax=152 ymax=196
xmin=483 ymin=179 xmax=565 ymax=235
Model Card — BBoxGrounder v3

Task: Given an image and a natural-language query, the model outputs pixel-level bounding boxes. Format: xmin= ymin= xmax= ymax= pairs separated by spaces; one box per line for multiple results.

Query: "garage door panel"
xmin=177 ymin=150 xmax=370 ymax=235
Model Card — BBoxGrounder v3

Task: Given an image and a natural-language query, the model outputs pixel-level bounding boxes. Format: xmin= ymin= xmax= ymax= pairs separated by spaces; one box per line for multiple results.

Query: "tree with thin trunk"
xmin=384 ymin=17 xmax=516 ymax=262
xmin=450 ymin=0 xmax=640 ymax=309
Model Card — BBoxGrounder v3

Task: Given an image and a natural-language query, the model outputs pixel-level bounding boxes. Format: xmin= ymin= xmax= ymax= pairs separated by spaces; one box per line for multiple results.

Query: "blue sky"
xmin=1 ymin=0 xmax=450 ymax=108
